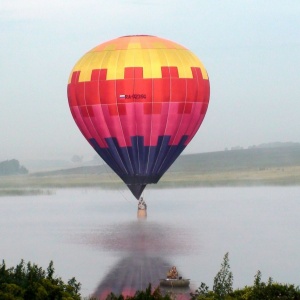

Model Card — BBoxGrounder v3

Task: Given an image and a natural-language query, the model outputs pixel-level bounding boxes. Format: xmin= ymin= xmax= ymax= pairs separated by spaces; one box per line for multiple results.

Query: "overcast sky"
xmin=1 ymin=0 xmax=299 ymax=162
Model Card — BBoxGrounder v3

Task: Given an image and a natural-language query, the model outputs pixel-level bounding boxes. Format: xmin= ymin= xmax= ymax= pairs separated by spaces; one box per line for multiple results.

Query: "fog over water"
xmin=1 ymin=187 xmax=300 ymax=297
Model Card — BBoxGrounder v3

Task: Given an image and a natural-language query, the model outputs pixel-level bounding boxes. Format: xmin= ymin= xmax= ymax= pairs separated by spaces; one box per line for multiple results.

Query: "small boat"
xmin=159 ymin=278 xmax=190 ymax=288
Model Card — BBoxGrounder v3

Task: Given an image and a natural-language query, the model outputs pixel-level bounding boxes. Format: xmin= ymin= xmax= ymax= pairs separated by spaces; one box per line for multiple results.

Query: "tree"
xmin=190 ymin=282 xmax=213 ymax=300
xmin=0 ymin=159 xmax=28 ymax=175
xmin=213 ymin=252 xmax=233 ymax=299
xmin=0 ymin=260 xmax=82 ymax=299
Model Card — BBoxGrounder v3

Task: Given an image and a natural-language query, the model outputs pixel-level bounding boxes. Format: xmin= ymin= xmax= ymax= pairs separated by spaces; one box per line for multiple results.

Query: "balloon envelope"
xmin=67 ymin=35 xmax=210 ymax=199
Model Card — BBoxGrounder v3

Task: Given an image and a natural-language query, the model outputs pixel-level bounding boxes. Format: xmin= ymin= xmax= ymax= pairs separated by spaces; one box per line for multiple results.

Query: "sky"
xmin=1 ymin=0 xmax=300 ymax=162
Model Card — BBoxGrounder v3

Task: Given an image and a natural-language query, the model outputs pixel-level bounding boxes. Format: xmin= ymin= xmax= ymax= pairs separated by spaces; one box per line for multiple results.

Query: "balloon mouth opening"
xmin=127 ymin=184 xmax=147 ymax=200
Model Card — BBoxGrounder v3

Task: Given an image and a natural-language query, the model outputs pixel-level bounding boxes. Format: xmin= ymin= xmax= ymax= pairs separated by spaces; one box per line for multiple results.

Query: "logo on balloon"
xmin=119 ymin=94 xmax=146 ymax=100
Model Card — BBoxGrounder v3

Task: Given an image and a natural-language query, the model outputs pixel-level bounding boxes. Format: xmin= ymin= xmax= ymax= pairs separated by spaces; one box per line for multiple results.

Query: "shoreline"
xmin=1 ymin=166 xmax=300 ymax=195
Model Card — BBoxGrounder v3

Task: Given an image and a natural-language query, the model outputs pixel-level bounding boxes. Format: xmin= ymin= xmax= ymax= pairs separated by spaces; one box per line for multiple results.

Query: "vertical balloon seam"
xmin=68 ymin=70 xmax=93 ymax=146
xmin=94 ymin=49 xmax=129 ymax=175
xmin=92 ymin=48 xmax=130 ymax=175
xmin=145 ymin=40 xmax=154 ymax=175
xmin=177 ymin=54 xmax=201 ymax=146
xmin=150 ymin=46 xmax=172 ymax=174
xmin=71 ymin=55 xmax=106 ymax=168
xmin=181 ymin=54 xmax=206 ymax=148
xmin=133 ymin=38 xmax=141 ymax=176
xmin=143 ymin=40 xmax=154 ymax=197
xmin=155 ymin=46 xmax=175 ymax=175
xmin=145 ymin=48 xmax=161 ymax=175
xmin=128 ymin=50 xmax=138 ymax=174
xmin=70 ymin=53 xmax=89 ymax=138
xmin=156 ymin=49 xmax=188 ymax=174
xmin=140 ymin=37 xmax=151 ymax=176
xmin=82 ymin=53 xmax=104 ymax=143
xmin=154 ymin=46 xmax=177 ymax=174
xmin=128 ymin=39 xmax=142 ymax=177
xmin=145 ymin=41 xmax=156 ymax=174
xmin=100 ymin=56 xmax=130 ymax=175
xmin=68 ymin=95 xmax=92 ymax=152
xmin=186 ymin=62 xmax=210 ymax=143
xmin=189 ymin=100 xmax=209 ymax=144
xmin=114 ymin=46 xmax=135 ymax=175
xmin=129 ymin=37 xmax=141 ymax=176
xmin=81 ymin=54 xmax=120 ymax=171
xmin=145 ymin=44 xmax=158 ymax=175
xmin=83 ymin=51 xmax=109 ymax=149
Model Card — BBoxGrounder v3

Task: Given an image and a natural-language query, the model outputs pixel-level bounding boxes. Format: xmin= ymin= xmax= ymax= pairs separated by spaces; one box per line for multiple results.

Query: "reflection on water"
xmin=83 ymin=220 xmax=193 ymax=298
xmin=93 ymin=256 xmax=182 ymax=299
xmin=1 ymin=187 xmax=300 ymax=298
xmin=82 ymin=220 xmax=195 ymax=256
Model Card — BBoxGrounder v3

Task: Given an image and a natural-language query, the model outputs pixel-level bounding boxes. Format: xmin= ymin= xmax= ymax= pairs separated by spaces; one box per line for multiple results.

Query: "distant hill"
xmin=33 ymin=165 xmax=107 ymax=177
xmin=22 ymin=159 xmax=75 ymax=172
xmin=169 ymin=144 xmax=300 ymax=173
xmin=248 ymin=141 xmax=300 ymax=149
xmin=32 ymin=143 xmax=300 ymax=177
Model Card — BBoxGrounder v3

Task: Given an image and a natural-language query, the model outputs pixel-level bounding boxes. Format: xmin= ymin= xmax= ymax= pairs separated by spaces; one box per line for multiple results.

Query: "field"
xmin=1 ymin=145 xmax=300 ymax=195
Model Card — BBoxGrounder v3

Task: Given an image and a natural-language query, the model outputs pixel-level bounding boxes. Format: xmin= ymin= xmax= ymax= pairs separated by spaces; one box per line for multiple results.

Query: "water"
xmin=0 ymin=187 xmax=300 ymax=297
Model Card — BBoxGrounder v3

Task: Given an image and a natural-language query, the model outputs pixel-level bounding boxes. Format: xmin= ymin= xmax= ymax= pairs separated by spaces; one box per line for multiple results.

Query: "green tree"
xmin=190 ymin=282 xmax=214 ymax=300
xmin=46 ymin=260 xmax=55 ymax=280
xmin=0 ymin=260 xmax=82 ymax=300
xmin=213 ymin=252 xmax=233 ymax=300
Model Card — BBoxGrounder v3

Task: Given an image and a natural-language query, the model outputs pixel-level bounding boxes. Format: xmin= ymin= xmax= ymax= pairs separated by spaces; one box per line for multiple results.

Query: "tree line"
xmin=0 ymin=260 xmax=80 ymax=299
xmin=0 ymin=159 xmax=28 ymax=176
xmin=1 ymin=254 xmax=300 ymax=299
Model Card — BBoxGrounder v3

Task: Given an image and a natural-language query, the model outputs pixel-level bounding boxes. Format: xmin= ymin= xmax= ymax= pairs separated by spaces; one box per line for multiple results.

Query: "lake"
xmin=0 ymin=186 xmax=300 ymax=298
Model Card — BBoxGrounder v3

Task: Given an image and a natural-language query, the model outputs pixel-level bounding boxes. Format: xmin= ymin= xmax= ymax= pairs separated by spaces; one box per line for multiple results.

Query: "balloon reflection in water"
xmin=85 ymin=221 xmax=194 ymax=299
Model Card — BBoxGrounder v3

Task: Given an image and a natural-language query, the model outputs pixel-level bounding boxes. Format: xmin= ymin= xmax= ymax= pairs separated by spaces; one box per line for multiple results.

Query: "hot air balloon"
xmin=67 ymin=35 xmax=210 ymax=199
